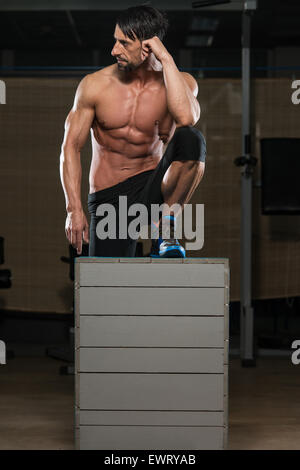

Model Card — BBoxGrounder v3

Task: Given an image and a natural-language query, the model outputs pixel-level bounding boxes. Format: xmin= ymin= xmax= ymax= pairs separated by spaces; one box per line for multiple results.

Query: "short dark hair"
xmin=116 ymin=5 xmax=169 ymax=42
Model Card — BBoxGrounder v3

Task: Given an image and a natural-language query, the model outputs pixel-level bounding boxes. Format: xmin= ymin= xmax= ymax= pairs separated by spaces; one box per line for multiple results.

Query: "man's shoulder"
xmin=87 ymin=64 xmax=118 ymax=85
xmin=90 ymin=64 xmax=116 ymax=79
xmin=77 ymin=65 xmax=116 ymax=99
xmin=80 ymin=65 xmax=115 ymax=87
xmin=180 ymin=71 xmax=198 ymax=96
xmin=180 ymin=71 xmax=196 ymax=84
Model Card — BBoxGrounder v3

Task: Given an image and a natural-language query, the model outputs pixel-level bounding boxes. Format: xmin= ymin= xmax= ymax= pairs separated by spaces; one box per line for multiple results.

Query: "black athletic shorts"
xmin=87 ymin=126 xmax=206 ymax=257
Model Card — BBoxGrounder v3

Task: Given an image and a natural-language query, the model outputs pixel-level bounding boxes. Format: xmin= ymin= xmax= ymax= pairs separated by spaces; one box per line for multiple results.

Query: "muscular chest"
xmin=95 ymin=82 xmax=170 ymax=133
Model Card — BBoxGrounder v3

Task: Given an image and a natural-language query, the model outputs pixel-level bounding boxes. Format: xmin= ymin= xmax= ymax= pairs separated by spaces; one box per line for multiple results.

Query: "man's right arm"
xmin=59 ymin=74 xmax=95 ymax=254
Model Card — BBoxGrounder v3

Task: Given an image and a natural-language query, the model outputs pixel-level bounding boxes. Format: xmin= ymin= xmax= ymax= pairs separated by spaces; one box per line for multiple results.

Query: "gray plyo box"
xmin=75 ymin=258 xmax=229 ymax=450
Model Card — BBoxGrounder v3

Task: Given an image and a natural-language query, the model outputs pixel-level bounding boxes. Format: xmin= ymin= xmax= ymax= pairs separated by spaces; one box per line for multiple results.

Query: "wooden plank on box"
xmin=79 ymin=348 xmax=224 ymax=373
xmin=80 ymin=316 xmax=224 ymax=347
xmin=79 ymin=425 xmax=224 ymax=450
xmin=79 ymin=287 xmax=225 ymax=316
xmin=80 ymin=410 xmax=224 ymax=426
xmin=80 ymin=373 xmax=223 ymax=410
xmin=79 ymin=262 xmax=225 ymax=287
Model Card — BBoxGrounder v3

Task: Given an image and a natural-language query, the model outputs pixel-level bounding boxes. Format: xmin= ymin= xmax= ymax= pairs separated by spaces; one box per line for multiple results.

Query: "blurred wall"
xmin=0 ymin=76 xmax=299 ymax=313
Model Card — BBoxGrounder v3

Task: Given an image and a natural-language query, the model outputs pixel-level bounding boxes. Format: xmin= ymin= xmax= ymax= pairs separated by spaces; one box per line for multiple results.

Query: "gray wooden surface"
xmin=79 ymin=410 xmax=224 ymax=426
xmin=79 ymin=262 xmax=226 ymax=287
xmin=79 ymin=373 xmax=224 ymax=410
xmin=79 ymin=315 xmax=224 ymax=347
xmin=79 ymin=348 xmax=224 ymax=373
xmin=79 ymin=287 xmax=225 ymax=316
xmin=75 ymin=258 xmax=229 ymax=450
xmin=78 ymin=425 xmax=225 ymax=450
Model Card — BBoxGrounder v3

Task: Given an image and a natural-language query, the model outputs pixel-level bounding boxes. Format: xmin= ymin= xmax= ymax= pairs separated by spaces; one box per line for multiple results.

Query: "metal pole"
xmin=240 ymin=0 xmax=257 ymax=366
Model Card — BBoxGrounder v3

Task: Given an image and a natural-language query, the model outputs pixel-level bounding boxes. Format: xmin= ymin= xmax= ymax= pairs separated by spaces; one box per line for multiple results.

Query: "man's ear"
xmin=141 ymin=44 xmax=150 ymax=61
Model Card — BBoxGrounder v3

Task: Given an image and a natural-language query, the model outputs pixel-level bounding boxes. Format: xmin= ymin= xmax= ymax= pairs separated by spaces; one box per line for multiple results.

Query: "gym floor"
xmin=0 ymin=354 xmax=299 ymax=450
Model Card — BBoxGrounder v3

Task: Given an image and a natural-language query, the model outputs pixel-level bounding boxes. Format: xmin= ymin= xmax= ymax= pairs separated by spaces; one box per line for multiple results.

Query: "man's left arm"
xmin=142 ymin=36 xmax=200 ymax=127
xmin=162 ymin=61 xmax=201 ymax=127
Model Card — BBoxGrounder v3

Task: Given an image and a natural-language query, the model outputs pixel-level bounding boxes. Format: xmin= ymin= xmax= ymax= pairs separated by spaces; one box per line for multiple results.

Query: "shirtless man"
xmin=60 ymin=5 xmax=206 ymax=258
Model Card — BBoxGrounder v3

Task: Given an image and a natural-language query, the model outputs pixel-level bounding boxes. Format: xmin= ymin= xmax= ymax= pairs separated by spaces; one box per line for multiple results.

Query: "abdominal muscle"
xmin=89 ymin=124 xmax=164 ymax=194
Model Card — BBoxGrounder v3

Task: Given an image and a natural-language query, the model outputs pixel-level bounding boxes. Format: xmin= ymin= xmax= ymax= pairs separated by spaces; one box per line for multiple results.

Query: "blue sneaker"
xmin=159 ymin=238 xmax=186 ymax=258
xmin=150 ymin=215 xmax=186 ymax=258
xmin=150 ymin=237 xmax=163 ymax=258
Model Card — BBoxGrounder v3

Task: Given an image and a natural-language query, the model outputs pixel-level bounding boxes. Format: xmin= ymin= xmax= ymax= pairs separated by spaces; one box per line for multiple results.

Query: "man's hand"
xmin=65 ymin=209 xmax=89 ymax=255
xmin=141 ymin=36 xmax=170 ymax=63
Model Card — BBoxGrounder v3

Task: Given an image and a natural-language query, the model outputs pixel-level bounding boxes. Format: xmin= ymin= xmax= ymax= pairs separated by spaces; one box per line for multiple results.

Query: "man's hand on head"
xmin=141 ymin=36 xmax=170 ymax=63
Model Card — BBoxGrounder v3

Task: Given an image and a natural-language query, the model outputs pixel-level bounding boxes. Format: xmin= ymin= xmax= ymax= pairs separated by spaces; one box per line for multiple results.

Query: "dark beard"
xmin=117 ymin=61 xmax=137 ymax=72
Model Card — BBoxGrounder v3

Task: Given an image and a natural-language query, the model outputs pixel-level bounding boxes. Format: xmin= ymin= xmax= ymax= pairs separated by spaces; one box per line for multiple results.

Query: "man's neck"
xmin=119 ymin=53 xmax=163 ymax=85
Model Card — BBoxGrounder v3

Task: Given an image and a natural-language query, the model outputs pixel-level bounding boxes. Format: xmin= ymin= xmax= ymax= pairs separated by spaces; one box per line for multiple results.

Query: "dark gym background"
xmin=0 ymin=0 xmax=300 ymax=449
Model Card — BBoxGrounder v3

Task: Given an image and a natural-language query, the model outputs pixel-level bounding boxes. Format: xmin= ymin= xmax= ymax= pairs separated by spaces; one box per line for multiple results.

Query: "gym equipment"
xmin=260 ymin=138 xmax=300 ymax=215
xmin=74 ymin=257 xmax=229 ymax=450
xmin=0 ymin=236 xmax=13 ymax=360
xmin=0 ymin=237 xmax=12 ymax=289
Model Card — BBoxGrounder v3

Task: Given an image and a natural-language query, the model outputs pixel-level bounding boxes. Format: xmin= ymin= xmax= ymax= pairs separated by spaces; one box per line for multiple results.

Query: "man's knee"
xmin=173 ymin=126 xmax=206 ymax=163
